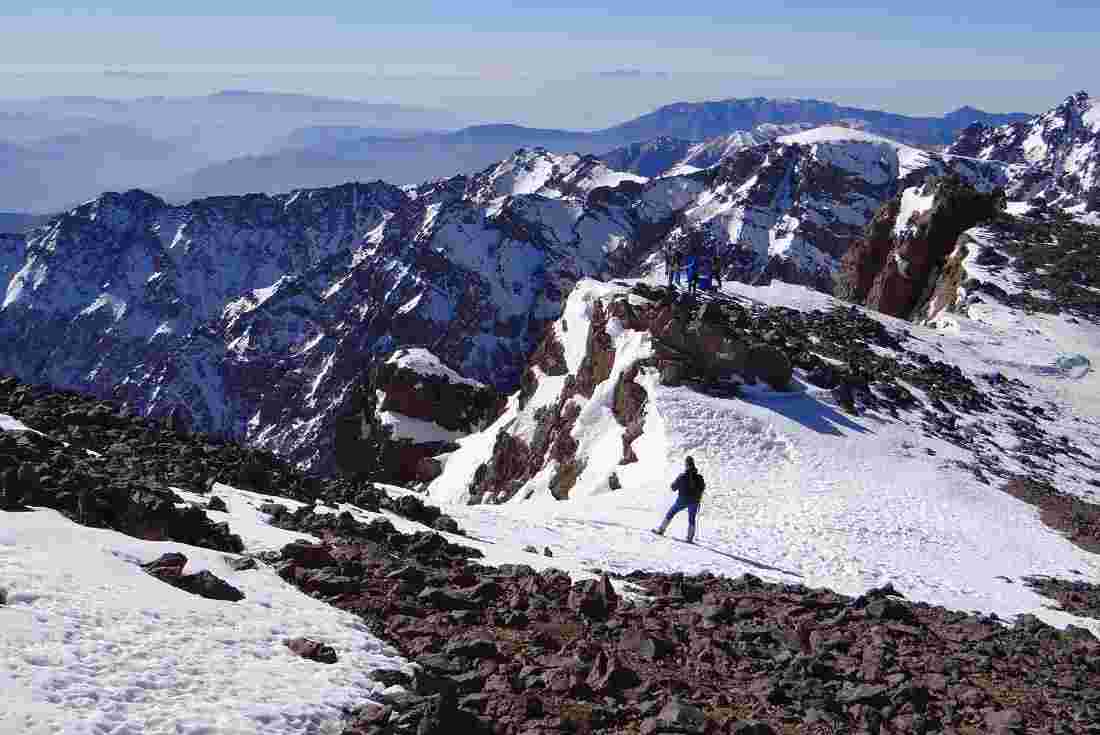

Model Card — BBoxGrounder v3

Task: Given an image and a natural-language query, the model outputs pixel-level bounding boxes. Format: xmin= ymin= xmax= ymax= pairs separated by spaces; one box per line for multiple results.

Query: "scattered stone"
xmin=141 ymin=553 xmax=245 ymax=602
xmin=207 ymin=496 xmax=228 ymax=512
xmin=285 ymin=637 xmax=338 ymax=664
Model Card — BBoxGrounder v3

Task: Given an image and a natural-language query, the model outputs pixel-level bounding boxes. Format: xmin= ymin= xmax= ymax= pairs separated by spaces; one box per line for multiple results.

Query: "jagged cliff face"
xmin=837 ymin=177 xmax=1003 ymax=319
xmin=949 ymin=91 xmax=1100 ymax=213
xmin=836 ymin=94 xmax=1100 ymax=321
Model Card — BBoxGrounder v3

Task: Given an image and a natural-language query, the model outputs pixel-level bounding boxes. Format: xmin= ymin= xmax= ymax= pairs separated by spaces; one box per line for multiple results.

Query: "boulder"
xmin=746 ymin=343 xmax=792 ymax=390
xmin=141 ymin=552 xmax=245 ymax=602
xmin=281 ymin=541 xmax=336 ymax=568
xmin=285 ymin=637 xmax=338 ymax=664
xmin=569 ymin=573 xmax=618 ymax=620
xmin=207 ymin=496 xmax=228 ymax=512
xmin=642 ymin=698 xmax=710 ymax=735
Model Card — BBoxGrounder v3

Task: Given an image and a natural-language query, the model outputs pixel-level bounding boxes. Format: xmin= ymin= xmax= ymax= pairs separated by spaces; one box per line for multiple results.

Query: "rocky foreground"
xmin=264 ymin=505 xmax=1100 ymax=735
xmin=4 ymin=374 xmax=1100 ymax=734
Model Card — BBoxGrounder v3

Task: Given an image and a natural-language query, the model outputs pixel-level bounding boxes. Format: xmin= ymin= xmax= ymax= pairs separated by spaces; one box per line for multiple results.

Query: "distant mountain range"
xmin=0 ymin=91 xmax=464 ymax=212
xmin=0 ymin=90 xmax=1034 ymax=211
xmin=0 ymin=212 xmax=48 ymax=234
xmin=159 ymin=97 xmax=1031 ymax=202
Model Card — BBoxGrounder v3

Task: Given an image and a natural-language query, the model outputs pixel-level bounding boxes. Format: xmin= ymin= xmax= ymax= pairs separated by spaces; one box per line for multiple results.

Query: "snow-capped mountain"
xmin=599 ymin=123 xmax=815 ymax=178
xmin=0 ymin=133 xmax=1014 ymax=470
xmin=603 ymin=97 xmax=1031 ymax=148
xmin=949 ymin=91 xmax=1100 ymax=214
xmin=0 ymin=153 xmax=651 ymax=471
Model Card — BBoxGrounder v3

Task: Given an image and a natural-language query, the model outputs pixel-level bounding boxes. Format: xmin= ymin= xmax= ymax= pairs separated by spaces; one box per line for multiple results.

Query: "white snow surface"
xmin=378 ymin=410 xmax=466 ymax=444
xmin=387 ymin=347 xmax=485 ymax=387
xmin=428 ymin=278 xmax=1100 ymax=634
xmin=0 ymin=483 xmax=410 ymax=735
xmin=778 ymin=125 xmax=903 ymax=147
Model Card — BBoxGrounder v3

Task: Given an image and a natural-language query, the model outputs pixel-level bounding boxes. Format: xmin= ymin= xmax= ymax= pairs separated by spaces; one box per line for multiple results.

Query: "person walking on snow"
xmin=670 ymin=251 xmax=682 ymax=288
xmin=712 ymin=252 xmax=722 ymax=290
xmin=653 ymin=456 xmax=705 ymax=543
xmin=686 ymin=254 xmax=700 ymax=296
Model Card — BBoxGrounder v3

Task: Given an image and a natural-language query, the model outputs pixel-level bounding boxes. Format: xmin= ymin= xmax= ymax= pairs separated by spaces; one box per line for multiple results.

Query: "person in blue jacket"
xmin=685 ymin=254 xmax=699 ymax=296
xmin=653 ymin=456 xmax=705 ymax=543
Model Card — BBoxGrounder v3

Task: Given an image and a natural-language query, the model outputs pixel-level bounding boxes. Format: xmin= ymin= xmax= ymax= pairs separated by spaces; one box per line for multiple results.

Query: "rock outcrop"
xmin=333 ymin=349 xmax=499 ymax=485
xmin=837 ymin=176 xmax=1002 ymax=318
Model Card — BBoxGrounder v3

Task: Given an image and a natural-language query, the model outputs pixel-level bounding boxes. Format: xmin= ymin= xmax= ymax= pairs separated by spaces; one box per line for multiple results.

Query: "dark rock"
xmin=729 ymin=722 xmax=777 ymax=735
xmin=370 ymin=669 xmax=413 ymax=688
xmin=569 ymin=573 xmax=618 ymax=620
xmin=280 ymin=541 xmax=336 ymax=568
xmin=444 ymin=638 xmax=498 ymax=660
xmin=418 ymin=587 xmax=474 ymax=611
xmin=649 ymin=698 xmax=709 ymax=734
xmin=141 ymin=553 xmax=245 ymax=602
xmin=228 ymin=556 xmax=257 ymax=571
xmin=207 ymin=495 xmax=228 ymax=512
xmin=285 ymin=637 xmax=338 ymax=664
xmin=985 ymin=708 xmax=1024 ymax=734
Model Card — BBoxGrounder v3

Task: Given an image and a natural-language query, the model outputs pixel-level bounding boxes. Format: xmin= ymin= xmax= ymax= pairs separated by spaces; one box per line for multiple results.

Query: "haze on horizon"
xmin=2 ymin=0 xmax=1097 ymax=128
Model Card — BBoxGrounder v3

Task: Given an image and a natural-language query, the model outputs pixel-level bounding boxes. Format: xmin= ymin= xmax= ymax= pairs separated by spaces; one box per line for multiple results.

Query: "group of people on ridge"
xmin=666 ymin=249 xmax=723 ymax=296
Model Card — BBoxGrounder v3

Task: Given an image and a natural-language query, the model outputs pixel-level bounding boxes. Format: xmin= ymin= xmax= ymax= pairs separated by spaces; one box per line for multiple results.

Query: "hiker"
xmin=712 ymin=253 xmax=722 ymax=290
xmin=653 ymin=456 xmax=705 ymax=543
xmin=686 ymin=254 xmax=699 ymax=296
xmin=670 ymin=251 xmax=682 ymax=288
xmin=665 ymin=249 xmax=676 ymax=288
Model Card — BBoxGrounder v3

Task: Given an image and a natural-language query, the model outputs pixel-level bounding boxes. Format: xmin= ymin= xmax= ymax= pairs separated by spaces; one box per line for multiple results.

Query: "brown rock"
xmin=285 ymin=637 xmax=339 ymax=664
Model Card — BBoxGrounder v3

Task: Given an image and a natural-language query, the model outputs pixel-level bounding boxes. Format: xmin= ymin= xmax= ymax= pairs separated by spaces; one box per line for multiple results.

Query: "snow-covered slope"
xmin=950 ymin=91 xmax=1100 ymax=215
xmin=427 ymin=277 xmax=1100 ymax=626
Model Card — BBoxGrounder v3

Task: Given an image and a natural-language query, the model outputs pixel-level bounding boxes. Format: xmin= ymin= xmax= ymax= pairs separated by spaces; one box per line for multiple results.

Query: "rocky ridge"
xmin=334 ymin=347 xmax=500 ymax=486
xmin=949 ymin=91 xmax=1100 ymax=214
xmin=0 ymin=373 xmax=468 ymax=546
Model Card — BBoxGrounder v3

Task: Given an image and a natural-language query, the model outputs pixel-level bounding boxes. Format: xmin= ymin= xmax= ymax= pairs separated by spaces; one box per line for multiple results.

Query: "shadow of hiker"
xmin=687 ymin=542 xmax=804 ymax=578
xmin=737 ymin=380 xmax=871 ymax=437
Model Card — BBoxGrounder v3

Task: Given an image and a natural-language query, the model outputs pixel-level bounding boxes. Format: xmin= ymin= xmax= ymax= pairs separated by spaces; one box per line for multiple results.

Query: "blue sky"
xmin=1 ymin=2 xmax=1096 ymax=127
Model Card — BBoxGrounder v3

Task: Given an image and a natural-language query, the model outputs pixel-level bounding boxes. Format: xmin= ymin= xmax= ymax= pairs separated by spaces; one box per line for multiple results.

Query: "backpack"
xmin=690 ymin=471 xmax=705 ymax=499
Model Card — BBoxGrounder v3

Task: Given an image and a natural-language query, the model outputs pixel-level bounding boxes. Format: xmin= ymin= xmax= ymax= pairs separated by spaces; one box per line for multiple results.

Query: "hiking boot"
xmin=651 ymin=527 xmax=665 ymax=536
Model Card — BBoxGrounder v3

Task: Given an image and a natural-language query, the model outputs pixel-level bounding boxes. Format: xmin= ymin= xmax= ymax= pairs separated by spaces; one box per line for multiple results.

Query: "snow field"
xmin=0 ymin=484 xmax=410 ymax=735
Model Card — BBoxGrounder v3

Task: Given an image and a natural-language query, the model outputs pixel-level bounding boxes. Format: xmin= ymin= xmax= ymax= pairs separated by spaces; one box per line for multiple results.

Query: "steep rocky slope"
xmin=949 ymin=91 xmax=1100 ymax=215
xmin=836 ymin=94 xmax=1100 ymax=320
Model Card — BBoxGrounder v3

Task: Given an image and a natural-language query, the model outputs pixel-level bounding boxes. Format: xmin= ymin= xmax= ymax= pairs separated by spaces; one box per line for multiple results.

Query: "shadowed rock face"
xmin=333 ymin=349 xmax=500 ymax=485
xmin=839 ymin=177 xmax=1001 ymax=319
